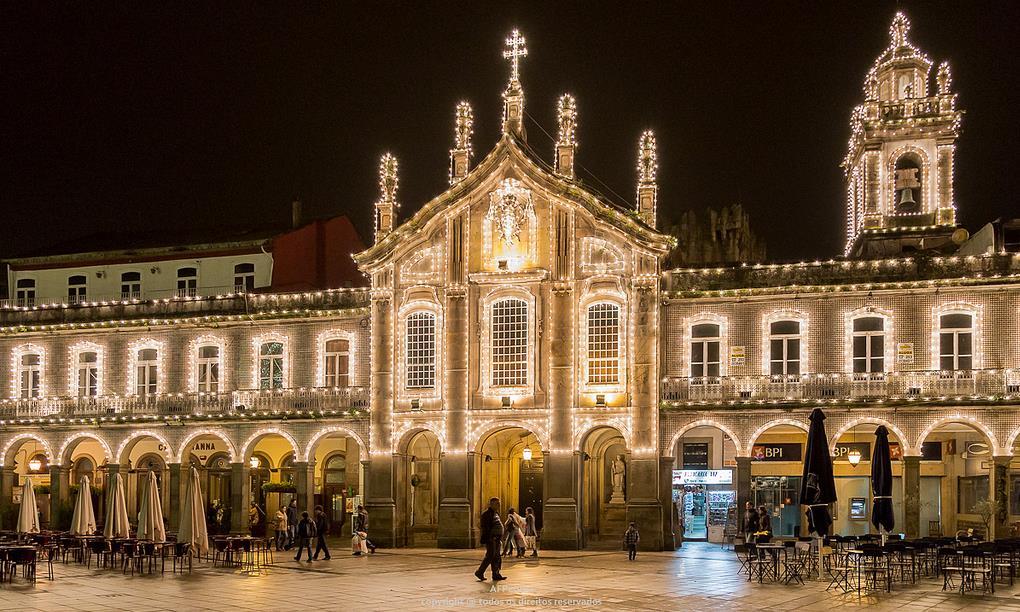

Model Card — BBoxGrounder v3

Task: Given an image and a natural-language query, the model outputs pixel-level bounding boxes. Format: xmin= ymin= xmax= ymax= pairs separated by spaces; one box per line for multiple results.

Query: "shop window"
xmin=958 ymin=475 xmax=989 ymax=513
xmin=691 ymin=323 xmax=721 ymax=378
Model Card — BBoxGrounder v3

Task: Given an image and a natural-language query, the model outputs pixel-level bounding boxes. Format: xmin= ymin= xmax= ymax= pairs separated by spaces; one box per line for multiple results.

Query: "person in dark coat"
xmin=743 ymin=501 xmax=759 ymax=541
xmin=758 ymin=505 xmax=772 ymax=535
xmin=312 ymin=505 xmax=331 ymax=560
xmin=285 ymin=498 xmax=298 ymax=549
xmin=293 ymin=511 xmax=315 ymax=562
xmin=475 ymin=497 xmax=506 ymax=581
xmin=354 ymin=505 xmax=376 ymax=554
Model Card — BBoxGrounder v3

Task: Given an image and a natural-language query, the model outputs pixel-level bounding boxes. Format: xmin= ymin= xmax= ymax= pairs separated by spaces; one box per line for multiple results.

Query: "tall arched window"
xmin=17 ymin=352 xmax=42 ymax=398
xmin=769 ymin=320 xmax=802 ymax=377
xmin=852 ymin=316 xmax=886 ymax=374
xmin=136 ymin=348 xmax=158 ymax=396
xmin=77 ymin=351 xmax=99 ymax=397
xmin=893 ymin=152 xmax=923 ymax=215
xmin=324 ymin=338 xmax=350 ymax=388
xmin=259 ymin=342 xmax=285 ymax=389
xmin=406 ymin=312 xmax=436 ymax=389
xmin=587 ymin=303 xmax=620 ymax=385
xmin=491 ymin=298 xmax=528 ymax=387
xmin=197 ymin=344 xmax=221 ymax=392
xmin=690 ymin=323 xmax=721 ymax=378
xmin=939 ymin=312 xmax=973 ymax=371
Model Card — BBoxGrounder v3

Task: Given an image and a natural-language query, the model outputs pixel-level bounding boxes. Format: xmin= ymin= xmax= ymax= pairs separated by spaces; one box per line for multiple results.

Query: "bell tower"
xmin=842 ymin=12 xmax=963 ymax=257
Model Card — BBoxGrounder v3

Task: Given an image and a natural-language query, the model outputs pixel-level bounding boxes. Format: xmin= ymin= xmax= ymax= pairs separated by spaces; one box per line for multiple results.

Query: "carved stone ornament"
xmin=486 ymin=178 xmax=534 ymax=246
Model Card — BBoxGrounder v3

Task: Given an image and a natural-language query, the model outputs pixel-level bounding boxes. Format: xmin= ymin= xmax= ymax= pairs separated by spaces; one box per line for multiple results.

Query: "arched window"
xmin=893 ymin=153 xmax=923 ymax=215
xmin=68 ymin=275 xmax=87 ymax=304
xmin=259 ymin=342 xmax=285 ymax=389
xmin=17 ymin=352 xmax=42 ymax=399
xmin=177 ymin=267 xmax=198 ymax=297
xmin=406 ymin=312 xmax=436 ymax=389
xmin=136 ymin=348 xmax=158 ymax=396
xmin=120 ymin=271 xmax=142 ymax=299
xmin=769 ymin=320 xmax=802 ymax=377
xmin=491 ymin=298 xmax=528 ymax=387
xmin=233 ymin=263 xmax=255 ymax=293
xmin=15 ymin=278 xmax=35 ymax=307
xmin=691 ymin=323 xmax=721 ymax=378
xmin=852 ymin=316 xmax=886 ymax=374
xmin=197 ymin=344 xmax=221 ymax=392
xmin=939 ymin=313 xmax=973 ymax=371
xmin=324 ymin=338 xmax=350 ymax=388
xmin=587 ymin=303 xmax=620 ymax=384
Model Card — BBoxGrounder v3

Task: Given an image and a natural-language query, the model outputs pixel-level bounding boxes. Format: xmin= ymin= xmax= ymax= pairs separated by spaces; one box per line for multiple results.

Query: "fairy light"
xmin=479 ymin=287 xmax=535 ymax=399
xmin=931 ymin=302 xmax=983 ymax=371
xmin=240 ymin=427 xmax=299 ymax=463
xmin=10 ymin=343 xmax=45 ymax=399
xmin=57 ymin=432 xmax=113 ymax=467
xmin=126 ymin=338 xmax=165 ymax=396
xmin=761 ymin=310 xmax=809 ymax=379
xmin=115 ymin=430 xmax=172 ymax=465
xmin=557 ymin=94 xmax=577 ymax=147
xmin=636 ymin=130 xmax=657 ymax=228
xmin=375 ymin=153 xmax=399 ymax=243
xmin=315 ymin=328 xmax=358 ymax=388
xmin=251 ymin=332 xmax=289 ymax=390
xmin=174 ymin=429 xmax=237 ymax=463
xmin=68 ymin=341 xmax=104 ymax=397
xmin=501 ymin=29 xmax=527 ymax=136
xmin=843 ymin=307 xmax=895 ymax=376
xmin=449 ymin=101 xmax=474 ymax=185
xmin=0 ymin=433 xmax=53 ymax=468
xmin=937 ymin=61 xmax=952 ymax=95
xmin=189 ymin=334 xmax=227 ymax=393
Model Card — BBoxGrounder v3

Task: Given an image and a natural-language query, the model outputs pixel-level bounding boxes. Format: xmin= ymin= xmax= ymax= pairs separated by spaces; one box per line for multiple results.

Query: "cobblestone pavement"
xmin=3 ymin=541 xmax=1020 ymax=611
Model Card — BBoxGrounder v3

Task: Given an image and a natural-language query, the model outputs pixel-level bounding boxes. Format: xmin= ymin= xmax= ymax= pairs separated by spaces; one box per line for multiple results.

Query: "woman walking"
xmin=502 ymin=508 xmax=521 ymax=557
xmin=523 ymin=507 xmax=538 ymax=557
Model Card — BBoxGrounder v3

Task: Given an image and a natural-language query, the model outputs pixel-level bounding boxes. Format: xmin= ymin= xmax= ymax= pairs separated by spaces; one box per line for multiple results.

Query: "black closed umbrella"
xmin=800 ymin=408 xmax=837 ymax=536
xmin=871 ymin=425 xmax=895 ymax=535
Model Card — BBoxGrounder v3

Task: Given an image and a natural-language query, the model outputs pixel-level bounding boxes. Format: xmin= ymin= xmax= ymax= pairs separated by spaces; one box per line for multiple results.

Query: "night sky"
xmin=3 ymin=1 xmax=1019 ymax=261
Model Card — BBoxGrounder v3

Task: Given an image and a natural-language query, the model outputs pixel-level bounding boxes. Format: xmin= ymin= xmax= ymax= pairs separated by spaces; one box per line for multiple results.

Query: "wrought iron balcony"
xmin=660 ymin=369 xmax=1019 ymax=407
xmin=0 ymin=386 xmax=370 ymax=421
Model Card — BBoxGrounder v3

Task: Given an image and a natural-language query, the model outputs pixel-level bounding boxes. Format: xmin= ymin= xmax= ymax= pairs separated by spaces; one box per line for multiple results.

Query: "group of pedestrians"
xmin=475 ymin=498 xmax=542 ymax=581
xmin=742 ymin=501 xmax=772 ymax=541
xmin=266 ymin=497 xmax=376 ymax=561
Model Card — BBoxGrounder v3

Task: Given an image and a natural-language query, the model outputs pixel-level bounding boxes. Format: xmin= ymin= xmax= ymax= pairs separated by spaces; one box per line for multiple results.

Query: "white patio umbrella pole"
xmin=17 ymin=476 xmax=40 ymax=539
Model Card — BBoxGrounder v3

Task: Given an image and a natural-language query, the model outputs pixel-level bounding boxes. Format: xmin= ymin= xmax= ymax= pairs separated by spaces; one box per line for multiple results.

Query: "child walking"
xmin=624 ymin=522 xmax=640 ymax=561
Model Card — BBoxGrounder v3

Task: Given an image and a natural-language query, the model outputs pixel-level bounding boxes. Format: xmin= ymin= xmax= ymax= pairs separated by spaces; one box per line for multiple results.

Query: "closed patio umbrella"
xmin=800 ymin=408 xmax=837 ymax=537
xmin=70 ymin=475 xmax=97 ymax=535
xmin=104 ymin=472 xmax=130 ymax=539
xmin=871 ymin=425 xmax=895 ymax=539
xmin=136 ymin=471 xmax=166 ymax=542
xmin=17 ymin=476 xmax=40 ymax=534
xmin=178 ymin=466 xmax=209 ymax=556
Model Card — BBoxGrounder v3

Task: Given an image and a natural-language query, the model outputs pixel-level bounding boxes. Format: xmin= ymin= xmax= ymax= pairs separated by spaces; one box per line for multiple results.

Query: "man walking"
xmin=475 ymin=497 xmax=506 ymax=581
xmin=286 ymin=498 xmax=298 ymax=549
xmin=312 ymin=504 xmax=331 ymax=560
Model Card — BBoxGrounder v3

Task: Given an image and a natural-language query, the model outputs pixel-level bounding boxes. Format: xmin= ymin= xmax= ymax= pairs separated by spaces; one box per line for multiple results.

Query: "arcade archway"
xmin=475 ymin=426 xmax=543 ymax=542
xmin=579 ymin=426 xmax=629 ymax=548
xmin=397 ymin=429 xmax=441 ymax=546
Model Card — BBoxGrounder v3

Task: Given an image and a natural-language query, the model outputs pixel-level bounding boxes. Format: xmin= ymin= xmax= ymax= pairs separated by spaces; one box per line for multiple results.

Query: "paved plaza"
xmin=3 ymin=541 xmax=1020 ymax=611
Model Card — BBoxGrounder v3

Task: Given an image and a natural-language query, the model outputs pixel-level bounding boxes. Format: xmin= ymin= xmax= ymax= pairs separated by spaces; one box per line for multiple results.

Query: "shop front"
xmin=750 ymin=438 xmax=803 ymax=537
xmin=672 ymin=469 xmax=735 ymax=543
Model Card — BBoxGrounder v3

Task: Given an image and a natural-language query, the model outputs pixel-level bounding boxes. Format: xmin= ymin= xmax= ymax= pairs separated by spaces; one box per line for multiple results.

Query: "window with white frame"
xmin=939 ymin=313 xmax=973 ymax=371
xmin=18 ymin=352 xmax=41 ymax=398
xmin=852 ymin=316 xmax=885 ymax=374
xmin=177 ymin=267 xmax=198 ymax=297
xmin=136 ymin=348 xmax=158 ymax=396
xmin=233 ymin=263 xmax=255 ymax=293
xmin=68 ymin=275 xmax=87 ymax=304
xmin=197 ymin=345 xmax=220 ymax=393
xmin=259 ymin=342 xmax=285 ymax=389
xmin=120 ymin=272 xmax=141 ymax=299
xmin=405 ymin=312 xmax=436 ymax=389
xmin=491 ymin=298 xmax=528 ymax=387
xmin=691 ymin=323 xmax=721 ymax=378
xmin=587 ymin=303 xmax=620 ymax=384
xmin=324 ymin=338 xmax=350 ymax=387
xmin=15 ymin=279 xmax=35 ymax=307
xmin=76 ymin=351 xmax=99 ymax=397
xmin=769 ymin=320 xmax=801 ymax=376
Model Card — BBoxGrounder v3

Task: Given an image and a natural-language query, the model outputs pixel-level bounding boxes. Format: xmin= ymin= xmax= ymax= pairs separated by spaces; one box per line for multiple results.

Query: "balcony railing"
xmin=661 ymin=369 xmax=1018 ymax=405
xmin=0 ymin=386 xmax=370 ymax=420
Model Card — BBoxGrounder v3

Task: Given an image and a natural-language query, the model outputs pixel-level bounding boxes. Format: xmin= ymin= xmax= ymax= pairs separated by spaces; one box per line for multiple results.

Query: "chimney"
xmin=292 ymin=200 xmax=302 ymax=229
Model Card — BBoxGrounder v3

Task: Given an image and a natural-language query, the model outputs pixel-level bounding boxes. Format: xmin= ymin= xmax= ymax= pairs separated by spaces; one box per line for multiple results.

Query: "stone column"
xmin=367 ymin=292 xmax=396 ymax=547
xmin=659 ymin=456 xmax=675 ymax=550
xmin=293 ymin=461 xmax=316 ymax=515
xmin=168 ymin=463 xmax=183 ymax=530
xmin=49 ymin=465 xmax=70 ymax=530
xmin=229 ymin=462 xmax=250 ymax=534
xmin=438 ymin=288 xmax=473 ymax=548
xmin=902 ymin=456 xmax=921 ymax=539
xmin=0 ymin=467 xmax=15 ymax=529
xmin=543 ymin=284 xmax=578 ymax=549
xmin=991 ymin=455 xmax=1010 ymax=539
xmin=625 ymin=282 xmax=662 ymax=550
xmin=735 ymin=456 xmax=752 ymax=523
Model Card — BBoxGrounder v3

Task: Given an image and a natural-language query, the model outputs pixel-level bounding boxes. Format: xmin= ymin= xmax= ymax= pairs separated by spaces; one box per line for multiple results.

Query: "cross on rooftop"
xmin=503 ymin=29 xmax=528 ymax=83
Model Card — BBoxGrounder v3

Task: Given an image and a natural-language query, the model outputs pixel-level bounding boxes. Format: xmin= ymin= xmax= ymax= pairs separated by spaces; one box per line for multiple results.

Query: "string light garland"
xmin=375 ymin=153 xmax=399 ymax=242
xmin=557 ymin=94 xmax=577 ymax=148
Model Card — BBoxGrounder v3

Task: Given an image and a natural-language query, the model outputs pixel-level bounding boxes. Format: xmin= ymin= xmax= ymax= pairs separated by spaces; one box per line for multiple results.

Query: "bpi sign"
xmin=750 ymin=443 xmax=803 ymax=462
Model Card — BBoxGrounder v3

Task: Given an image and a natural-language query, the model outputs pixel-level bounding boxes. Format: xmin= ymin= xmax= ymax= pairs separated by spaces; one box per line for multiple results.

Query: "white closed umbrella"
xmin=178 ymin=466 xmax=208 ymax=556
xmin=17 ymin=476 xmax=40 ymax=534
xmin=136 ymin=471 xmax=166 ymax=542
xmin=103 ymin=472 xmax=130 ymax=539
xmin=70 ymin=475 xmax=97 ymax=535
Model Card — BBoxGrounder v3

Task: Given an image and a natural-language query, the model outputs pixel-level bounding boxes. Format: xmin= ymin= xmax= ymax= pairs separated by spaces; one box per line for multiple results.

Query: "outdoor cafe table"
xmin=755 ymin=543 xmax=786 ymax=582
xmin=0 ymin=544 xmax=37 ymax=582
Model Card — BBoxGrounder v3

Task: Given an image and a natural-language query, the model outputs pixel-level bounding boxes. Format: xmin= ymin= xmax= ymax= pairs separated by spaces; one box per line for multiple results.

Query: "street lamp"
xmin=249 ymin=456 xmax=260 ymax=469
xmin=28 ymin=458 xmax=42 ymax=472
xmin=847 ymin=448 xmax=862 ymax=467
xmin=522 ymin=447 xmax=533 ymax=461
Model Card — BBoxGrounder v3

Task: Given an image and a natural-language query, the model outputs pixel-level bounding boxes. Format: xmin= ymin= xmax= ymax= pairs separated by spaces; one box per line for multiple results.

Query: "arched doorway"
xmin=307 ymin=430 xmax=364 ymax=537
xmin=830 ymin=422 xmax=905 ymax=536
xmin=4 ymin=436 xmax=52 ymax=529
xmin=249 ymin=453 xmax=271 ymax=536
xmin=918 ymin=420 xmax=996 ymax=539
xmin=748 ymin=422 xmax=809 ymax=537
xmin=130 ymin=453 xmax=166 ymax=521
xmin=671 ymin=425 xmax=739 ymax=543
xmin=476 ymin=427 xmax=543 ymax=543
xmin=243 ymin=432 xmax=299 ymax=534
xmin=181 ymin=432 xmax=234 ymax=534
xmin=400 ymin=430 xmax=440 ymax=547
xmin=579 ymin=426 xmax=629 ymax=548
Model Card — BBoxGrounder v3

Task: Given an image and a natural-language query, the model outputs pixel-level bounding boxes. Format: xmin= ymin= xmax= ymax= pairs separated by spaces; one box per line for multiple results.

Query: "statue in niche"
xmin=609 ymin=454 xmax=626 ymax=504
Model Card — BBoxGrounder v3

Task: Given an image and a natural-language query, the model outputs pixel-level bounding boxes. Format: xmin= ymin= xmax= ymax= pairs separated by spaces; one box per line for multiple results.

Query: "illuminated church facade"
xmin=2 ymin=14 xmax=1019 ymax=548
